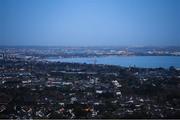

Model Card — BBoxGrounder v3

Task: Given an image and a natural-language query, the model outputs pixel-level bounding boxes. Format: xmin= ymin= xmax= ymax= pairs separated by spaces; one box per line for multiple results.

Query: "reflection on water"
xmin=46 ymin=56 xmax=180 ymax=68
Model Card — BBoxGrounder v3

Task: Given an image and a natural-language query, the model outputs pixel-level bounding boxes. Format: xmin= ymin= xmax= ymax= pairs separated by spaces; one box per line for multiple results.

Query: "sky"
xmin=0 ymin=0 xmax=180 ymax=46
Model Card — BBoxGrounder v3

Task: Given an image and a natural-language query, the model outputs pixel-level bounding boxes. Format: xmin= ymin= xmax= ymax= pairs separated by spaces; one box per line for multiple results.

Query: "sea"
xmin=45 ymin=56 xmax=180 ymax=68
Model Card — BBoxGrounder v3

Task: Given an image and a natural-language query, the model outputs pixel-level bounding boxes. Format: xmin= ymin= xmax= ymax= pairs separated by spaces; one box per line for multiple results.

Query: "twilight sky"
xmin=0 ymin=0 xmax=180 ymax=46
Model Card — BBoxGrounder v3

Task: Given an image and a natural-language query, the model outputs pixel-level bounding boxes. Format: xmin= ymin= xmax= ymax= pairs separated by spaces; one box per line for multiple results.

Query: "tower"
xmin=94 ymin=57 xmax=97 ymax=65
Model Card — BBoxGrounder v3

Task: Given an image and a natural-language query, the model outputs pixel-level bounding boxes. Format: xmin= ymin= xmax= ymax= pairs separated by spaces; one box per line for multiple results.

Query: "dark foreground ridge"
xmin=0 ymin=58 xmax=180 ymax=119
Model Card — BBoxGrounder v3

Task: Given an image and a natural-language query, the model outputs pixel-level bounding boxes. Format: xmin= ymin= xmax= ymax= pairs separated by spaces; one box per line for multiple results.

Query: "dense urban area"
xmin=0 ymin=46 xmax=180 ymax=59
xmin=0 ymin=46 xmax=180 ymax=119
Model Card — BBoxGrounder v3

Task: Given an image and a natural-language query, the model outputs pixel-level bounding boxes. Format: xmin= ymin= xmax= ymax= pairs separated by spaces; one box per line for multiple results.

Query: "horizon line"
xmin=0 ymin=45 xmax=180 ymax=48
